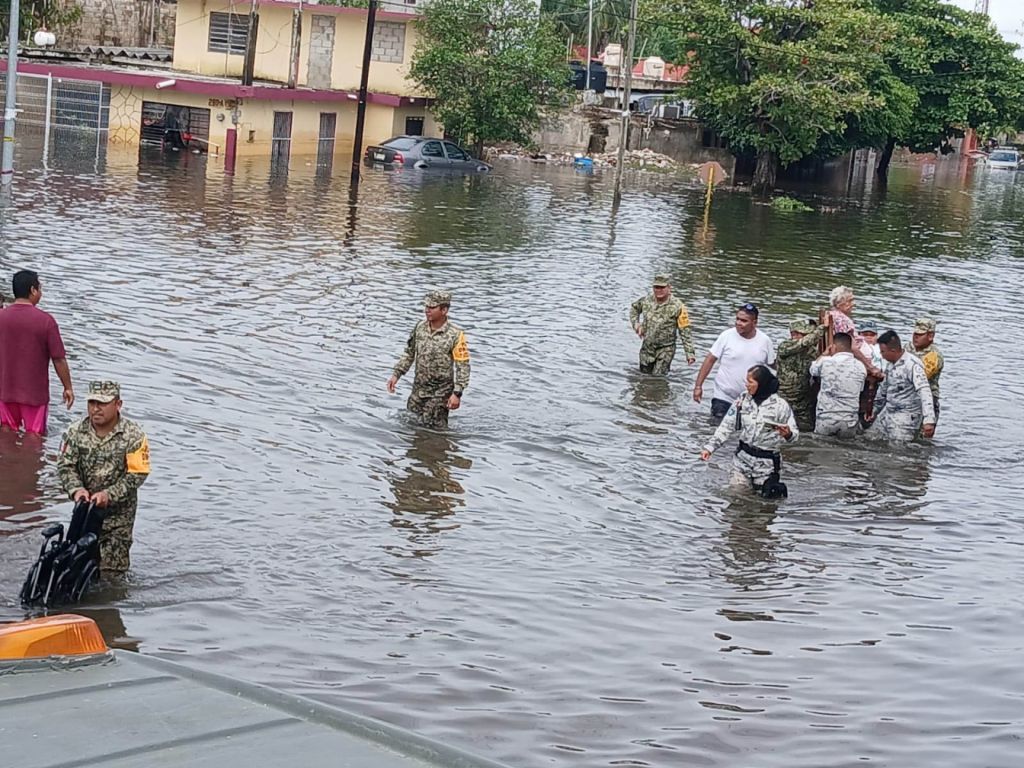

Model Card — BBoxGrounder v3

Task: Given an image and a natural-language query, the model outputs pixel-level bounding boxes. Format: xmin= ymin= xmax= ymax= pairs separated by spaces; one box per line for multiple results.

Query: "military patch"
xmin=126 ymin=436 xmax=151 ymax=474
xmin=452 ymin=332 xmax=470 ymax=363
xmin=922 ymin=350 xmax=940 ymax=379
xmin=677 ymin=306 xmax=691 ymax=329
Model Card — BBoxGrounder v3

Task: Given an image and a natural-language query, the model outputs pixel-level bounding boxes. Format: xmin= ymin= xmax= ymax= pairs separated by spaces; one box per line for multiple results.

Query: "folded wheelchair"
xmin=20 ymin=500 xmax=104 ymax=608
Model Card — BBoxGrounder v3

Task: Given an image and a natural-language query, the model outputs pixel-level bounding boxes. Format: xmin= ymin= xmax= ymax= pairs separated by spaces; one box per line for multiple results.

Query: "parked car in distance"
xmin=987 ymin=147 xmax=1021 ymax=170
xmin=364 ymin=136 xmax=491 ymax=172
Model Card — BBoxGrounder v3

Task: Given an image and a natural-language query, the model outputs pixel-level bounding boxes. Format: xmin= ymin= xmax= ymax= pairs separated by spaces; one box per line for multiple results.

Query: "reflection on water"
xmin=0 ymin=148 xmax=1022 ymax=768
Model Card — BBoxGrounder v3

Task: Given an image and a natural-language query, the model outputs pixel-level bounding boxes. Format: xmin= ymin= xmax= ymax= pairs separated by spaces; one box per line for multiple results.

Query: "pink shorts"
xmin=0 ymin=402 xmax=49 ymax=434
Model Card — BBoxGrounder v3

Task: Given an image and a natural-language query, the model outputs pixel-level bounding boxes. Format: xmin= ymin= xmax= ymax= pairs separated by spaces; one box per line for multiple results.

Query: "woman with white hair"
xmin=827 ymin=286 xmax=881 ymax=377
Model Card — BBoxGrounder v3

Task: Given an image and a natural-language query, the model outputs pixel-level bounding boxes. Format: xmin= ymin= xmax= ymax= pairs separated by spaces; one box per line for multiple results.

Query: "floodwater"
xmin=1 ymin=146 xmax=1022 ymax=768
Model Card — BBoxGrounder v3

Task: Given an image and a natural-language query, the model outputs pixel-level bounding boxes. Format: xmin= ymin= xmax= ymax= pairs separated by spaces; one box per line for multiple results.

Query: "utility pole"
xmin=287 ymin=0 xmax=303 ymax=89
xmin=242 ymin=0 xmax=259 ymax=86
xmin=350 ymin=0 xmax=377 ymax=184
xmin=612 ymin=0 xmax=637 ymax=205
xmin=585 ymin=0 xmax=592 ymax=92
xmin=2 ymin=0 xmax=20 ymax=186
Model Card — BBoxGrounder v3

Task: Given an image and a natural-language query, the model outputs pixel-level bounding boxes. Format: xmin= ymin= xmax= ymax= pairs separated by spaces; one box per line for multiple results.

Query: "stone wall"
xmin=535 ymin=108 xmax=736 ymax=173
xmin=58 ymin=0 xmax=177 ymax=50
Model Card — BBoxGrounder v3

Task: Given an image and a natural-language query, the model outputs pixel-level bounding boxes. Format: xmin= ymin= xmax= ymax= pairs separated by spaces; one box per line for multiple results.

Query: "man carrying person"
xmin=809 ymin=332 xmax=866 ymax=438
xmin=0 ymin=270 xmax=75 ymax=434
xmin=776 ymin=317 xmax=827 ymax=432
xmin=629 ymin=274 xmax=696 ymax=375
xmin=387 ymin=290 xmax=471 ymax=429
xmin=693 ymin=303 xmax=775 ymax=424
xmin=58 ymin=381 xmax=150 ymax=575
xmin=906 ymin=317 xmax=943 ymax=421
xmin=867 ymin=330 xmax=936 ymax=442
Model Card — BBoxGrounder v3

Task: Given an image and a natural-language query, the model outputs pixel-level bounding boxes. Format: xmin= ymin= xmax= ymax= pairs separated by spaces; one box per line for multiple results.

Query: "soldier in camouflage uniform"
xmin=867 ymin=331 xmax=936 ymax=442
xmin=387 ymin=290 xmax=471 ymax=429
xmin=57 ymin=381 xmax=150 ymax=575
xmin=629 ymin=274 xmax=696 ymax=375
xmin=906 ymin=317 xmax=943 ymax=422
xmin=775 ymin=318 xmax=826 ymax=432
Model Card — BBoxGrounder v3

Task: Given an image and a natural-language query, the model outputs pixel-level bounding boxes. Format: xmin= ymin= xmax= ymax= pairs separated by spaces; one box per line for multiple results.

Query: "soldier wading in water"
xmin=387 ymin=290 xmax=471 ymax=429
xmin=629 ymin=274 xmax=696 ymax=375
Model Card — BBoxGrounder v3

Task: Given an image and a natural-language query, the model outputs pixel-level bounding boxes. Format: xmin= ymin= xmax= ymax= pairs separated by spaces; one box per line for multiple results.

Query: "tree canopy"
xmin=411 ymin=0 xmax=571 ymax=155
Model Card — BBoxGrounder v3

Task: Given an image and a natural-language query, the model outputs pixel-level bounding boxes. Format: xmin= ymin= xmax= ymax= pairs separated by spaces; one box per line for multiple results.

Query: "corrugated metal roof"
xmin=0 ymin=651 xmax=509 ymax=768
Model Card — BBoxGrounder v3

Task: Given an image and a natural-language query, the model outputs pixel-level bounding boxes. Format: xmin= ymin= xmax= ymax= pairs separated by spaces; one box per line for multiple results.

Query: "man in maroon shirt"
xmin=0 ymin=270 xmax=75 ymax=433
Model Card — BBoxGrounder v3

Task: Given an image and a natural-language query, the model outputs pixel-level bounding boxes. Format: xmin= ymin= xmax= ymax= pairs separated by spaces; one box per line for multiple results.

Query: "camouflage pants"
xmin=730 ymin=452 xmax=777 ymax=487
xmin=100 ymin=506 xmax=136 ymax=575
xmin=814 ymin=415 xmax=859 ymax=438
xmin=779 ymin=388 xmax=815 ymax=433
xmin=407 ymin=388 xmax=452 ymax=429
xmin=869 ymin=410 xmax=922 ymax=443
xmin=639 ymin=345 xmax=676 ymax=375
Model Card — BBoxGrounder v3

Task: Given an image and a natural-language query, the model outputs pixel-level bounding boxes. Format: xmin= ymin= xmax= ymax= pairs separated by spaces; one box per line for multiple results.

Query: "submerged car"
xmin=987 ymin=148 xmax=1021 ymax=170
xmin=364 ymin=136 xmax=491 ymax=172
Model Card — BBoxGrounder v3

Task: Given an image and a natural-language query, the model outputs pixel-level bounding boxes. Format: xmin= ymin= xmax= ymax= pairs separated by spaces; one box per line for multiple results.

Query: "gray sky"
xmin=949 ymin=0 xmax=1023 ymax=49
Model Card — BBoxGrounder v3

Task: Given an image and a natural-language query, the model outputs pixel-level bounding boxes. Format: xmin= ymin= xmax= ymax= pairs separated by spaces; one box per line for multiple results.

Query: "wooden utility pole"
xmin=612 ymin=0 xmax=638 ymax=205
xmin=351 ymin=0 xmax=378 ymax=184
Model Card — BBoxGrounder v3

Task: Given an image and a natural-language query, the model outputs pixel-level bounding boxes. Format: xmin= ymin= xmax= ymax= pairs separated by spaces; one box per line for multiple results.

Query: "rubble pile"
xmin=489 ymin=146 xmax=681 ymax=172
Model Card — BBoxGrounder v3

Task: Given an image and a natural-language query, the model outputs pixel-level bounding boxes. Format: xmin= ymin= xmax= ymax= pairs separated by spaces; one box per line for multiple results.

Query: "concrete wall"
xmin=174 ymin=0 xmax=422 ymax=96
xmin=59 ymin=0 xmax=177 ymax=49
xmin=535 ymin=108 xmax=735 ymax=173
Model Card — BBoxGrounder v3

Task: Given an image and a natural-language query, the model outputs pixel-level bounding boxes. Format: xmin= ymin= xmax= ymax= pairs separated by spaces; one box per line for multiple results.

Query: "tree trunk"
xmin=751 ymin=149 xmax=778 ymax=195
xmin=876 ymin=137 xmax=896 ymax=181
xmin=473 ymin=138 xmax=485 ymax=160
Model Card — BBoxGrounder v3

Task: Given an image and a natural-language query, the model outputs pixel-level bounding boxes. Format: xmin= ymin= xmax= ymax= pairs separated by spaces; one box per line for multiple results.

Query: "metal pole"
xmin=585 ymin=0 xmax=592 ymax=92
xmin=2 ymin=0 xmax=21 ymax=186
xmin=42 ymin=73 xmax=51 ymax=168
xmin=612 ymin=0 xmax=637 ymax=204
xmin=350 ymin=0 xmax=377 ymax=184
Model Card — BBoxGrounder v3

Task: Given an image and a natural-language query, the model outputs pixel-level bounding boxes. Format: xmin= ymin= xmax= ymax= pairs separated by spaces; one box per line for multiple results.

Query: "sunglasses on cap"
xmin=738 ymin=302 xmax=759 ymax=316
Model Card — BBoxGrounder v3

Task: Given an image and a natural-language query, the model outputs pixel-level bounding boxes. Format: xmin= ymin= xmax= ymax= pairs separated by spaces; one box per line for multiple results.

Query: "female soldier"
xmin=700 ymin=365 xmax=799 ymax=495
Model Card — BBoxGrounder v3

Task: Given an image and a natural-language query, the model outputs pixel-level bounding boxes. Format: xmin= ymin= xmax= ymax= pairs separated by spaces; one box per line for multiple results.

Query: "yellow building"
xmin=18 ymin=0 xmax=439 ymax=164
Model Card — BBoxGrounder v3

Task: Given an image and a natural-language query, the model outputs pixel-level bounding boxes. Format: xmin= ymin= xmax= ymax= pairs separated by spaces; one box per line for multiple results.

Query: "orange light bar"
xmin=0 ymin=615 xmax=108 ymax=660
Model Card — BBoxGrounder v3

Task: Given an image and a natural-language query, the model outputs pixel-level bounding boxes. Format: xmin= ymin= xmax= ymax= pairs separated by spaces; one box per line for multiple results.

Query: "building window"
xmin=208 ymin=12 xmax=250 ymax=55
xmin=371 ymin=22 xmax=406 ymax=64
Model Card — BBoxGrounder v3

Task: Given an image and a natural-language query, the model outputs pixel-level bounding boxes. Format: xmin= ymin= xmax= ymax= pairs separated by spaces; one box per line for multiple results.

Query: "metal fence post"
xmin=2 ymin=0 xmax=22 ymax=185
xmin=42 ymin=73 xmax=52 ymax=168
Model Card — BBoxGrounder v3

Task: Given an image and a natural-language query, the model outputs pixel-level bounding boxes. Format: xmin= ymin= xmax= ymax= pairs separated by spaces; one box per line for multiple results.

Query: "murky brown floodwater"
xmin=1 ymin=145 xmax=1022 ymax=767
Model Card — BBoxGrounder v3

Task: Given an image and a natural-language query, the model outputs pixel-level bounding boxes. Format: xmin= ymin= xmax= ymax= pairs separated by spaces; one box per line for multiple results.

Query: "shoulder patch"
xmin=126 ymin=435 xmax=151 ymax=474
xmin=922 ymin=350 xmax=940 ymax=379
xmin=677 ymin=305 xmax=690 ymax=329
xmin=452 ymin=331 xmax=470 ymax=363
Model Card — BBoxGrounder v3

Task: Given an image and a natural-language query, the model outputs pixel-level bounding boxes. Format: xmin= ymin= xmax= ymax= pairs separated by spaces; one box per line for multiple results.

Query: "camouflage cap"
xmin=652 ymin=274 xmax=671 ymax=287
xmin=87 ymin=380 xmax=120 ymax=403
xmin=789 ymin=319 xmax=816 ymax=334
xmin=913 ymin=317 xmax=936 ymax=334
xmin=424 ymin=290 xmax=451 ymax=308
xmin=859 ymin=320 xmax=879 ymax=334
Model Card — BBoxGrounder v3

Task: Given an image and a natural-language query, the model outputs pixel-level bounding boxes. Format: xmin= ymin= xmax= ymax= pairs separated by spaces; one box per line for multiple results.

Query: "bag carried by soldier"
xmin=20 ymin=500 xmax=104 ymax=608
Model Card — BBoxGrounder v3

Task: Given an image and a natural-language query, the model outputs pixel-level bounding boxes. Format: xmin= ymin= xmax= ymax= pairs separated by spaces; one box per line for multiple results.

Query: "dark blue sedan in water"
xmin=364 ymin=136 xmax=491 ymax=172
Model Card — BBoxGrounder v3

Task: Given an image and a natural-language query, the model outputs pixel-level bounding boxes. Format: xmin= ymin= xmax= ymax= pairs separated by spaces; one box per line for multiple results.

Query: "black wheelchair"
xmin=20 ymin=500 xmax=104 ymax=608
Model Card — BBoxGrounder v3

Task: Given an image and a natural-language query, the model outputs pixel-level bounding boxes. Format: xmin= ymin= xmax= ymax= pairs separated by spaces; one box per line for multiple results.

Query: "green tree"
xmin=0 ymin=1 xmax=81 ymax=39
xmin=652 ymin=0 xmax=899 ymax=193
xmin=871 ymin=0 xmax=1024 ymax=178
xmin=411 ymin=0 xmax=572 ymax=156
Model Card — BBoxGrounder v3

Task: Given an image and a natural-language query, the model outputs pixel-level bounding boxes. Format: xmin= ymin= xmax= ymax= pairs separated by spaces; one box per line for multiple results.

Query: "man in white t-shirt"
xmin=693 ymin=302 xmax=776 ymax=424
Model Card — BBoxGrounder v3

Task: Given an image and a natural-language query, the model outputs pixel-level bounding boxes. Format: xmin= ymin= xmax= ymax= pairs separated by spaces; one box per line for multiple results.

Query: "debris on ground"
xmin=487 ymin=146 xmax=687 ymax=174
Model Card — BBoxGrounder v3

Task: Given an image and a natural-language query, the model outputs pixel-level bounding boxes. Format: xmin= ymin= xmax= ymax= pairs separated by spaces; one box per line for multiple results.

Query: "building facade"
xmin=10 ymin=0 xmax=438 ymax=165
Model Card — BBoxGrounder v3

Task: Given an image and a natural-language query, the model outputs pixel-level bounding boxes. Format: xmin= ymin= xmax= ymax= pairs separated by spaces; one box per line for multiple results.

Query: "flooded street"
xmin=1 ymin=149 xmax=1022 ymax=767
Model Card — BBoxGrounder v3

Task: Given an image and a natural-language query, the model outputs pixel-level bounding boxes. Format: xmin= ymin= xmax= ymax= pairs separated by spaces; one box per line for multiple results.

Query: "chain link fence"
xmin=0 ymin=72 xmax=110 ymax=170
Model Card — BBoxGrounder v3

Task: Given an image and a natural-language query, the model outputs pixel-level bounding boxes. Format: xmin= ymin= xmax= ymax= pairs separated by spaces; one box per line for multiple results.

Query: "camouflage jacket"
xmin=906 ymin=342 xmax=943 ymax=401
xmin=875 ymin=353 xmax=936 ymax=425
xmin=629 ymin=294 xmax=695 ymax=358
xmin=393 ymin=320 xmax=471 ymax=394
xmin=776 ymin=325 xmax=826 ymax=400
xmin=58 ymin=417 xmax=150 ymax=515
xmin=703 ymin=393 xmax=799 ymax=455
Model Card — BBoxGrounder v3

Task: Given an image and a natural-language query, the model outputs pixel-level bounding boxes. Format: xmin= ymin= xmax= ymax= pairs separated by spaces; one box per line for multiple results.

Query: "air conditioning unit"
xmin=660 ymin=104 xmax=681 ymax=119
xmin=603 ymin=43 xmax=622 ymax=69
